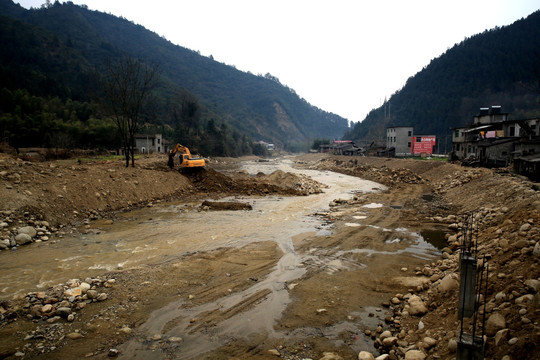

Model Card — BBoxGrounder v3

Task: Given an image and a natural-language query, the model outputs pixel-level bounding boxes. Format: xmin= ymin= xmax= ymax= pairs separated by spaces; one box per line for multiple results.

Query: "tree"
xmin=171 ymin=89 xmax=200 ymax=144
xmin=99 ymin=57 xmax=157 ymax=167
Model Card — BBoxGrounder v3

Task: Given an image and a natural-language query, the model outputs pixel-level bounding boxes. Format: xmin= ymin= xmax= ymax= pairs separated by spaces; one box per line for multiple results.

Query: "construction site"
xmin=0 ymin=152 xmax=538 ymax=360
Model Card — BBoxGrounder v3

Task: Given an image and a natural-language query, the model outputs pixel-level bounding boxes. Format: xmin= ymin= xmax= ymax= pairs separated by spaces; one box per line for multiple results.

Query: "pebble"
xmin=319 ymin=352 xmax=343 ymax=360
xmin=423 ymin=336 xmax=437 ymax=349
xmin=404 ymin=349 xmax=425 ymax=360
xmin=358 ymin=351 xmax=375 ymax=360
xmin=448 ymin=338 xmax=457 ymax=353
xmin=108 ymin=348 xmax=119 ymax=357
xmin=66 ymin=332 xmax=83 ymax=340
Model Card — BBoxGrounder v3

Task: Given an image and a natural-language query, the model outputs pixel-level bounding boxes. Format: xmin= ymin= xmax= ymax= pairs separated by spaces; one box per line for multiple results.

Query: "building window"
xmin=509 ymin=126 xmax=515 ymax=137
xmin=158 ymin=138 xmax=161 ymax=144
xmin=455 ymin=130 xmax=460 ymax=138
xmin=416 ymin=137 xmax=421 ymax=142
xmin=408 ymin=131 xmax=412 ymax=136
xmin=407 ymin=142 xmax=411 ymax=148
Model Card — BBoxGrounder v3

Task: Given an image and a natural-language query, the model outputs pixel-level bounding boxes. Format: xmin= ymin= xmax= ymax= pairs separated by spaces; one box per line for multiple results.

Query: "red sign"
xmin=412 ymin=136 xmax=436 ymax=155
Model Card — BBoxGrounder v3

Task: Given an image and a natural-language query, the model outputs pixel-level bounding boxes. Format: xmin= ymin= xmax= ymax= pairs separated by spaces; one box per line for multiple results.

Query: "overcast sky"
xmin=15 ymin=0 xmax=540 ymax=123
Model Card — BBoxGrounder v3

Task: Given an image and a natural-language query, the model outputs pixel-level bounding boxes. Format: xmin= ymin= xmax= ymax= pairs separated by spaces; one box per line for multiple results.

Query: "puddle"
xmin=420 ymin=229 xmax=448 ymax=250
xmin=362 ymin=203 xmax=384 ymax=209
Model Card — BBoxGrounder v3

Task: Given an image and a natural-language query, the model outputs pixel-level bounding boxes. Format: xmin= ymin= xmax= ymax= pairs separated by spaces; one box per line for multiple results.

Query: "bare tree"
xmin=100 ymin=57 xmax=158 ymax=167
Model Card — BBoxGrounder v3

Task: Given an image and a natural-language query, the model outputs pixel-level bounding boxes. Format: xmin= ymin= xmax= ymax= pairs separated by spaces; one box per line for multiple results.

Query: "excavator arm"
xmin=168 ymin=144 xmax=205 ymax=170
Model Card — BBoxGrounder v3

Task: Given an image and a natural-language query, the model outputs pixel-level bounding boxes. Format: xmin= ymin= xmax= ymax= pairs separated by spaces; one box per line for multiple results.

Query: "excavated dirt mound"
xmin=187 ymin=168 xmax=323 ymax=196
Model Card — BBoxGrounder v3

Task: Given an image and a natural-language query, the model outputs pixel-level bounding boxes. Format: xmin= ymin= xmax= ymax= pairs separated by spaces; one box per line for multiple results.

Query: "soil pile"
xmin=188 ymin=168 xmax=323 ymax=196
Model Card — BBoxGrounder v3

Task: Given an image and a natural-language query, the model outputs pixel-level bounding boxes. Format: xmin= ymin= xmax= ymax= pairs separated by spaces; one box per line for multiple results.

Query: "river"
xmin=0 ymin=158 xmax=383 ymax=300
xmin=0 ymin=158 xmax=441 ymax=359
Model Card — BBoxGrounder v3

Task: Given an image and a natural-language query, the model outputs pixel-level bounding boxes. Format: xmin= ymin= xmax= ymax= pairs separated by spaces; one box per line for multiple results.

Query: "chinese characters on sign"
xmin=411 ymin=136 xmax=436 ymax=155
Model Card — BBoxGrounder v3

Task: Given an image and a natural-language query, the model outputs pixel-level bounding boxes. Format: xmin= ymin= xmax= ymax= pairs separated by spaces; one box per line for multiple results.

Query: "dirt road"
xmin=0 ymin=153 xmax=538 ymax=360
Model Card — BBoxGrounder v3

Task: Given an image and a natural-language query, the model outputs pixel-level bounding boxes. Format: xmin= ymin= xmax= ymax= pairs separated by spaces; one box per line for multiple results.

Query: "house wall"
xmin=387 ymin=127 xmax=413 ymax=156
xmin=452 ymin=128 xmax=466 ymax=159
xmin=135 ymin=134 xmax=164 ymax=154
xmin=482 ymin=141 xmax=515 ymax=167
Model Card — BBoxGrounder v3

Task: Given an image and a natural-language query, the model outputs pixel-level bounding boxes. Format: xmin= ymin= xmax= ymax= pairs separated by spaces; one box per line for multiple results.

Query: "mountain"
xmin=0 ymin=0 xmax=348 ymax=153
xmin=344 ymin=10 xmax=540 ymax=152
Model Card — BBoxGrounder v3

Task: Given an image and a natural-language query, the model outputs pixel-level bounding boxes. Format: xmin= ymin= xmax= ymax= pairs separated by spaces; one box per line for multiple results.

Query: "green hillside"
xmin=0 ymin=0 xmax=348 ymax=154
xmin=344 ymin=10 xmax=540 ymax=152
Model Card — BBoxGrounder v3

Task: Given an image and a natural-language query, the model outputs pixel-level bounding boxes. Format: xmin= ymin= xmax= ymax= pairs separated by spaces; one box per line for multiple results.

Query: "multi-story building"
xmin=452 ymin=106 xmax=540 ymax=172
xmin=386 ymin=126 xmax=413 ymax=156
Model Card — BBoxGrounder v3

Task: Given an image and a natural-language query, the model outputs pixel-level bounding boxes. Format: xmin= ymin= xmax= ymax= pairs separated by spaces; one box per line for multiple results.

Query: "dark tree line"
xmin=0 ymin=88 xmax=117 ymax=152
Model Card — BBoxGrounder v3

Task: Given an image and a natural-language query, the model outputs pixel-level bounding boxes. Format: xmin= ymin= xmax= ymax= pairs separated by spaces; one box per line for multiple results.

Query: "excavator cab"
xmin=168 ymin=144 xmax=205 ymax=171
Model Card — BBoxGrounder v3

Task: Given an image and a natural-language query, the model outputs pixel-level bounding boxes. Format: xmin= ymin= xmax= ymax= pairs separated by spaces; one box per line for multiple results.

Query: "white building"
xmin=135 ymin=134 xmax=165 ymax=154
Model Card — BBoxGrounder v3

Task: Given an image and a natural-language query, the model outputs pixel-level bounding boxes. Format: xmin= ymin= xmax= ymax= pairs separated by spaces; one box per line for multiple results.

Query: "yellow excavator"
xmin=168 ymin=144 xmax=205 ymax=170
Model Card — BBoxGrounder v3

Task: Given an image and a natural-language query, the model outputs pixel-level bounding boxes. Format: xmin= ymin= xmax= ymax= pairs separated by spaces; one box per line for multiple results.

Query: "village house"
xmin=318 ymin=140 xmax=364 ymax=155
xmin=386 ymin=126 xmax=436 ymax=157
xmin=387 ymin=126 xmax=413 ymax=156
xmin=134 ymin=134 xmax=167 ymax=154
xmin=451 ymin=106 xmax=540 ymax=175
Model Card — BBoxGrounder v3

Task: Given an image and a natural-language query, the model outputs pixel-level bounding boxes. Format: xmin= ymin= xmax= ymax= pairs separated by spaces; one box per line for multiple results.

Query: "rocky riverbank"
xmin=303 ymin=154 xmax=540 ymax=360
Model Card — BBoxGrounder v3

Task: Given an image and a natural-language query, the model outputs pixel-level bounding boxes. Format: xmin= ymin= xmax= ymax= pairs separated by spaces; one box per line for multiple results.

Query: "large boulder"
xmin=17 ymin=226 xmax=37 ymax=238
xmin=14 ymin=233 xmax=32 ymax=245
xmin=408 ymin=295 xmax=428 ymax=316
xmin=485 ymin=312 xmax=506 ymax=336
xmin=436 ymin=274 xmax=459 ymax=293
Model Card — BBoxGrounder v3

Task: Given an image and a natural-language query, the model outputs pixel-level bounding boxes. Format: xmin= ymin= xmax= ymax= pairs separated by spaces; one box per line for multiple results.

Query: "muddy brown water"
xmin=0 ymin=159 xmax=384 ymax=299
xmin=0 ymin=158 xmax=442 ymax=359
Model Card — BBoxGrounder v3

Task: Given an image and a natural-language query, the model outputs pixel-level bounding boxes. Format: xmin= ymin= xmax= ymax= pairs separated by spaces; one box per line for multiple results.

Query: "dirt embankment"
xmin=301 ymin=154 xmax=540 ymax=360
xmin=0 ymin=154 xmax=322 ymax=249
xmin=0 ymin=153 xmax=538 ymax=360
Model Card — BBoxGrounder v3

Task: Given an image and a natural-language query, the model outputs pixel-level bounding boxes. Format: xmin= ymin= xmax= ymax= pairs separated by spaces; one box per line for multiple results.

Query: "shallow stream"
xmin=0 ymin=158 xmax=442 ymax=359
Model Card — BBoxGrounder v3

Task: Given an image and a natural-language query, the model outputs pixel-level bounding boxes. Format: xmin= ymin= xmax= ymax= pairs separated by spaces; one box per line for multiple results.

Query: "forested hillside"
xmin=0 ymin=0 xmax=348 ymax=155
xmin=344 ymin=10 xmax=540 ymax=152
